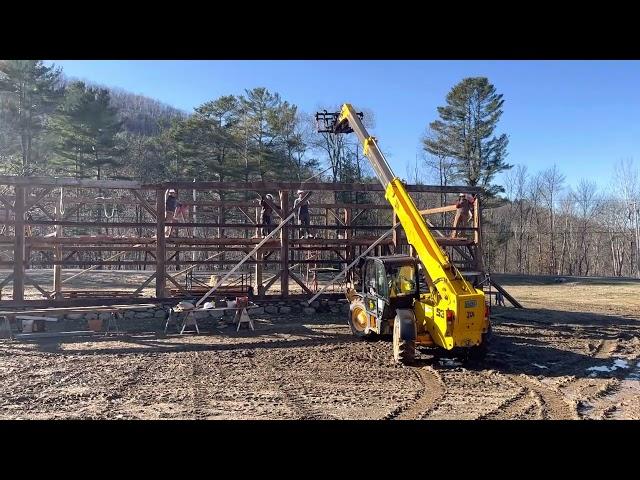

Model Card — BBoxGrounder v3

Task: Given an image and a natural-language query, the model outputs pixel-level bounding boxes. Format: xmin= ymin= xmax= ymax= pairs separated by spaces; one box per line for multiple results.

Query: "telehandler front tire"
xmin=349 ymin=301 xmax=374 ymax=339
xmin=393 ymin=313 xmax=416 ymax=364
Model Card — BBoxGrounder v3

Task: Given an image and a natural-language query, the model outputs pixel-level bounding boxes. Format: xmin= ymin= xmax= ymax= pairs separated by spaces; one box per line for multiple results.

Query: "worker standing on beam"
xmin=451 ymin=192 xmax=471 ymax=238
xmin=465 ymin=193 xmax=477 ymax=222
xmin=259 ymin=193 xmax=274 ymax=237
xmin=165 ymin=189 xmax=178 ymax=238
xmin=294 ymin=189 xmax=312 ymax=239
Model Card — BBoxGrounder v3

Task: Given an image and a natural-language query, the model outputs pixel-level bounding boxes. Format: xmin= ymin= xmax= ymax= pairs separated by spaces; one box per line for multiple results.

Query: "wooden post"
xmin=255 ymin=203 xmax=260 ymax=239
xmin=344 ymin=208 xmax=352 ymax=241
xmin=218 ymin=201 xmax=225 ymax=272
xmin=255 ymin=249 xmax=264 ymax=296
xmin=474 ymin=196 xmax=480 ymax=244
xmin=474 ymin=196 xmax=484 ymax=272
xmin=155 ymin=189 xmax=166 ymax=298
xmin=53 ymin=203 xmax=62 ymax=299
xmin=325 ymin=207 xmax=329 ymax=238
xmin=13 ymin=186 xmax=25 ymax=301
xmin=344 ymin=207 xmax=353 ymax=282
xmin=280 ymin=190 xmax=289 ymax=297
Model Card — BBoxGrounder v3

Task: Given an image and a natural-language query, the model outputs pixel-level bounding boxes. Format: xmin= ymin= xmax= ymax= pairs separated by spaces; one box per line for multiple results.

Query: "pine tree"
xmin=425 ymin=77 xmax=511 ymax=197
xmin=0 ymin=60 xmax=63 ymax=175
xmin=52 ymin=81 xmax=123 ymax=178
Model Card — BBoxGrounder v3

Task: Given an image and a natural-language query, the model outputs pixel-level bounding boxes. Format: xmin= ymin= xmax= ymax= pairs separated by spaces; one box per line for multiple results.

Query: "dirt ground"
xmin=1 ymin=275 xmax=639 ymax=420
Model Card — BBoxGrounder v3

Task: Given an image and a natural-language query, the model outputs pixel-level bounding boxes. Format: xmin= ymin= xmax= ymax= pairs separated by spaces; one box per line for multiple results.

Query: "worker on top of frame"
xmin=294 ymin=189 xmax=312 ymax=239
xmin=259 ymin=193 xmax=274 ymax=237
xmin=451 ymin=192 xmax=475 ymax=238
xmin=165 ymin=188 xmax=178 ymax=237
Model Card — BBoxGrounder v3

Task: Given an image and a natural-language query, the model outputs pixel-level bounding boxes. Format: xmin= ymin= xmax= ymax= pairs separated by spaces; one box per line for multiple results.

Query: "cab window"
xmin=387 ymin=264 xmax=417 ymax=297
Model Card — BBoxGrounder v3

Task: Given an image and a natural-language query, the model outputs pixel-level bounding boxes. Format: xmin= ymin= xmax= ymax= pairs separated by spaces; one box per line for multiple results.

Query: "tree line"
xmin=2 ymin=60 xmax=636 ymax=278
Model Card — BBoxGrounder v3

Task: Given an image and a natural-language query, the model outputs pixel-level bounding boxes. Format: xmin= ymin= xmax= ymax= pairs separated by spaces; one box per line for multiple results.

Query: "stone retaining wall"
xmin=22 ymin=298 xmax=350 ymax=333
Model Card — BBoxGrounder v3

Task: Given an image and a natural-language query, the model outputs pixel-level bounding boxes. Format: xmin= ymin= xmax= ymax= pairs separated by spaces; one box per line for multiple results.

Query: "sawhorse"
xmin=105 ymin=312 xmax=122 ymax=336
xmin=234 ymin=297 xmax=254 ymax=331
xmin=165 ymin=307 xmax=200 ymax=334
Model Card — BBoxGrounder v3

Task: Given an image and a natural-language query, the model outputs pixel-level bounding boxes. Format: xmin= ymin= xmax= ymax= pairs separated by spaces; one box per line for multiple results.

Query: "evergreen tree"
xmin=424 ymin=77 xmax=511 ymax=197
xmin=0 ymin=60 xmax=63 ymax=175
xmin=52 ymin=81 xmax=123 ymax=178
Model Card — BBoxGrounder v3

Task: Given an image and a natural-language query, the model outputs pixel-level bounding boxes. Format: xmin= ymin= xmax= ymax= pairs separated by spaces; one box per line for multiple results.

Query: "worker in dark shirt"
xmin=259 ymin=194 xmax=274 ymax=237
xmin=165 ymin=189 xmax=178 ymax=237
xmin=294 ymin=189 xmax=312 ymax=238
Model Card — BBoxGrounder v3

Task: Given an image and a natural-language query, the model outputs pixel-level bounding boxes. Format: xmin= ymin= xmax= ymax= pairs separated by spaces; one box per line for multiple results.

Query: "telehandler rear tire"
xmin=393 ymin=315 xmax=415 ymax=364
xmin=468 ymin=324 xmax=492 ymax=361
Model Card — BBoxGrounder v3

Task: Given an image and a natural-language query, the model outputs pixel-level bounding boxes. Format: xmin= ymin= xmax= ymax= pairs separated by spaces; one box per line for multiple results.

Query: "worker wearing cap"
xmin=294 ymin=189 xmax=312 ymax=238
xmin=165 ymin=189 xmax=178 ymax=237
xmin=259 ymin=193 xmax=274 ymax=237
xmin=451 ymin=193 xmax=471 ymax=238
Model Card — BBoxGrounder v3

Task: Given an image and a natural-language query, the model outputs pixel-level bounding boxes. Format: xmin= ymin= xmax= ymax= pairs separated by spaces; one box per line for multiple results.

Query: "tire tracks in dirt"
xmin=479 ymin=386 xmax=541 ymax=420
xmin=386 ymin=366 xmax=445 ymax=420
xmin=510 ymin=375 xmax=576 ymax=419
xmin=593 ymin=338 xmax=619 ymax=359
xmin=277 ymin=380 xmax=338 ymax=420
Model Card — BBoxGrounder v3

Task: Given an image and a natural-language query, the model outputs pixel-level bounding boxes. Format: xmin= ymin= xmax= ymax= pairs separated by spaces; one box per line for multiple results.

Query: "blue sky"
xmin=47 ymin=60 xmax=640 ymax=192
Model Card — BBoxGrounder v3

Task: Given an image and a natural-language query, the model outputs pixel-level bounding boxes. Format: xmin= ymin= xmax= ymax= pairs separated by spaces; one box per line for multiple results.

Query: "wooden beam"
xmin=155 ymin=188 xmax=166 ymax=298
xmin=474 ymin=196 xmax=484 ymax=271
xmin=0 ymin=192 xmax=14 ymax=211
xmin=149 ymin=180 xmax=484 ymax=193
xmin=235 ymin=206 xmax=256 ymax=225
xmin=13 ymin=186 xmax=25 ymax=301
xmin=20 ymin=219 xmax=409 ymax=230
xmin=289 ymin=270 xmax=314 ymax=295
xmin=183 ymin=200 xmax=392 ymax=210
xmin=23 ymin=273 xmax=52 ymax=299
xmin=133 ymin=273 xmax=157 ymax=295
xmin=58 ymin=246 xmax=156 ymax=252
xmin=62 ymin=251 xmax=77 ymax=262
xmin=34 ymin=203 xmax=55 ymax=221
xmin=489 ymin=279 xmax=523 ymax=309
xmin=328 ymin=208 xmax=345 ymax=226
xmin=131 ymin=190 xmax=157 ymax=219
xmin=435 ymin=238 xmax=475 ymax=246
xmin=0 ymin=302 xmax=164 ymax=313
xmin=344 ymin=208 xmax=352 ymax=239
xmin=263 ymin=270 xmax=282 ymax=292
xmin=53 ymin=204 xmax=62 ymax=299
xmin=255 ymin=249 xmax=264 ymax=296
xmin=23 ymin=220 xmax=157 ymax=228
xmin=26 ymin=187 xmax=54 ymax=210
xmin=280 ymin=190 xmax=289 ymax=297
xmin=351 ymin=208 xmax=366 ymax=224
xmin=332 ymin=250 xmax=346 ymax=261
xmin=419 ymin=205 xmax=457 ymax=215
xmin=160 ymin=259 xmax=342 ymax=265
xmin=165 ymin=273 xmax=189 ymax=295
xmin=0 ymin=273 xmax=14 ymax=289
xmin=261 ymin=197 xmax=283 ymax=218
xmin=24 ymin=237 xmax=158 ymax=245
